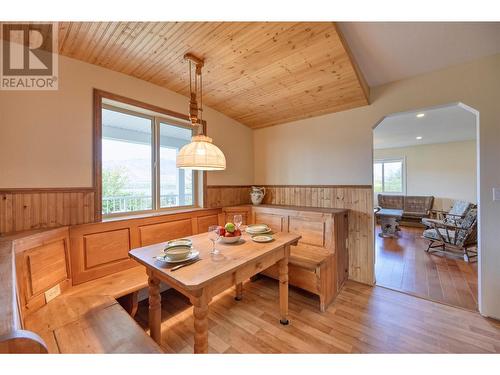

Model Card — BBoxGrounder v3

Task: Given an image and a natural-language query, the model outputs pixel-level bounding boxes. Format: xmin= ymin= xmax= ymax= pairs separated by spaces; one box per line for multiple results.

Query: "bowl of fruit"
xmin=217 ymin=222 xmax=242 ymax=244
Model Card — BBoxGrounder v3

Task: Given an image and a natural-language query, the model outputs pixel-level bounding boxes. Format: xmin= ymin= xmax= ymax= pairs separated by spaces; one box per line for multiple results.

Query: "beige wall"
xmin=0 ymin=55 xmax=254 ymax=188
xmin=254 ymin=53 xmax=500 ymax=319
xmin=374 ymin=141 xmax=477 ymax=210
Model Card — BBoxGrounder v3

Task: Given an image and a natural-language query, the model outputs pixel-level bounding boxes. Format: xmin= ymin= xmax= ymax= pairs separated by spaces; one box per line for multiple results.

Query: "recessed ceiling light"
xmin=416 ymin=113 xmax=425 ymax=118
xmin=416 ymin=136 xmax=423 ymax=140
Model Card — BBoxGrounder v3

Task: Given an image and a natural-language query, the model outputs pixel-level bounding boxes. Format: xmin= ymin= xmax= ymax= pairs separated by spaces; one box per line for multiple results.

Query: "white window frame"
xmin=101 ymin=103 xmax=200 ymax=218
xmin=373 ymin=157 xmax=407 ymax=195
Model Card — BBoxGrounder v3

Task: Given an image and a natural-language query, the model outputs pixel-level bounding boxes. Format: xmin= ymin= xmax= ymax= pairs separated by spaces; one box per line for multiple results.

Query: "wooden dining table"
xmin=129 ymin=230 xmax=301 ymax=353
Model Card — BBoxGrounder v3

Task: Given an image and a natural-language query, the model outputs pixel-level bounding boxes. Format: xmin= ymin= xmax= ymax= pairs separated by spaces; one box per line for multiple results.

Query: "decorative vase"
xmin=250 ymin=186 xmax=266 ymax=205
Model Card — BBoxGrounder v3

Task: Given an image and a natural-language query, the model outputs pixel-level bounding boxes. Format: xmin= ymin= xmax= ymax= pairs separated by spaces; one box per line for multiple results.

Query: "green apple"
xmin=225 ymin=222 xmax=235 ymax=233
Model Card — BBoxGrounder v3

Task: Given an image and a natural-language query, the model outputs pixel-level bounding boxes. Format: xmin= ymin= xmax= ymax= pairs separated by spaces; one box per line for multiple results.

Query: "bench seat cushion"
xmin=289 ymin=245 xmax=331 ymax=270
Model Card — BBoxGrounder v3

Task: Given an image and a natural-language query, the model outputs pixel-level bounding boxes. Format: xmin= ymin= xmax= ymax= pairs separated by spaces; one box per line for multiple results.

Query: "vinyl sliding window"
xmin=373 ymin=158 xmax=406 ymax=194
xmin=101 ymin=103 xmax=199 ymax=217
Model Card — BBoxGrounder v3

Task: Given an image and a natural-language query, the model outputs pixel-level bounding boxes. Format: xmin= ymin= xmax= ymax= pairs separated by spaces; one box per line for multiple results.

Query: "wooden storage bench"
xmin=223 ymin=205 xmax=348 ymax=312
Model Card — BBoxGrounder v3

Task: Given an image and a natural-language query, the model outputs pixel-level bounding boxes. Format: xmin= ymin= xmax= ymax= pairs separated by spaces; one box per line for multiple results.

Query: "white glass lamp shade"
xmin=176 ymin=135 xmax=226 ymax=170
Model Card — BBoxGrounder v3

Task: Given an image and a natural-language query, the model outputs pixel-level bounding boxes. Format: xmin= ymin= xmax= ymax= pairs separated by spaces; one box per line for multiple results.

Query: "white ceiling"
xmin=338 ymin=22 xmax=500 ymax=87
xmin=374 ymin=104 xmax=476 ymax=149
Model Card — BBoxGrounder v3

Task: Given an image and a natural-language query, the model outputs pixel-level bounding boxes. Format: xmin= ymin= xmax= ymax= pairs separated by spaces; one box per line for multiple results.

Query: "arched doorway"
xmin=372 ymin=102 xmax=480 ymax=311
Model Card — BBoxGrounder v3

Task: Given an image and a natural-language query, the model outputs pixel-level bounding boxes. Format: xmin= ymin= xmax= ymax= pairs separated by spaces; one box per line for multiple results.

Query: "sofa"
xmin=377 ymin=194 xmax=434 ymax=225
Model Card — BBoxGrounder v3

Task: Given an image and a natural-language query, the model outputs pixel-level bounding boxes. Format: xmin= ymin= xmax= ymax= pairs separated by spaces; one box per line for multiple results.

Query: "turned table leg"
xmin=235 ymin=282 xmax=243 ymax=301
xmin=278 ymin=249 xmax=289 ymax=325
xmin=148 ymin=273 xmax=162 ymax=345
xmin=192 ymin=292 xmax=210 ymax=354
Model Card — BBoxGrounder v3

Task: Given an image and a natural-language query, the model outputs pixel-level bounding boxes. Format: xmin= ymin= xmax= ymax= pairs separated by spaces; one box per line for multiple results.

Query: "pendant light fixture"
xmin=176 ymin=53 xmax=226 ymax=171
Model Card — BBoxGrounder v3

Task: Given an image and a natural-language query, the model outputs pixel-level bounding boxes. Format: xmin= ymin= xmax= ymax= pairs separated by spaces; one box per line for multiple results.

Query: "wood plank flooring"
xmin=375 ymin=226 xmax=478 ymax=311
xmin=134 ymin=277 xmax=499 ymax=353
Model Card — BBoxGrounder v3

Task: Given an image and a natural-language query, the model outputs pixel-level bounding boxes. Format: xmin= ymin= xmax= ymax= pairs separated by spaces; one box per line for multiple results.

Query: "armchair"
xmin=423 ymin=207 xmax=478 ymax=262
xmin=422 ymin=200 xmax=472 ymax=227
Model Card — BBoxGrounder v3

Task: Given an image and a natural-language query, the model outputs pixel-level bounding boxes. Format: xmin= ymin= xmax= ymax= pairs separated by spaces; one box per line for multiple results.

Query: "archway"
xmin=371 ymin=102 xmax=480 ymax=311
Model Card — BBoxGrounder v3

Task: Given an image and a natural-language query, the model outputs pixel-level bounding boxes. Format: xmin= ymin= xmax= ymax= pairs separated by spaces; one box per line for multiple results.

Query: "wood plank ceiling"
xmin=57 ymin=22 xmax=369 ymax=128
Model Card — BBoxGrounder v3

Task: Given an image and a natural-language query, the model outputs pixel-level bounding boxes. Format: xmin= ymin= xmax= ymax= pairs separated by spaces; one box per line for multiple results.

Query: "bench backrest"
xmin=404 ymin=196 xmax=434 ymax=214
xmin=0 ymin=231 xmax=57 ymax=353
xmin=14 ymin=227 xmax=72 ymax=321
xmin=378 ymin=194 xmax=404 ymax=210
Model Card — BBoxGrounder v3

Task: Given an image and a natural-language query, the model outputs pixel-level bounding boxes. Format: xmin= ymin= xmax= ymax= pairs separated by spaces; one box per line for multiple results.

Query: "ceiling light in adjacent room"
xmin=416 ymin=113 xmax=425 ymax=118
xmin=416 ymin=136 xmax=423 ymax=140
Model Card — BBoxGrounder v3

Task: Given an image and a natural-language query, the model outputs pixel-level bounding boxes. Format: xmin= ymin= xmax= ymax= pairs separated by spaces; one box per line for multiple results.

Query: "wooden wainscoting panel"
xmin=205 ymin=186 xmax=250 ymax=208
xmin=0 ymin=189 xmax=96 ymax=235
xmin=27 ymin=240 xmax=68 ymax=295
xmin=261 ymin=185 xmax=374 ymax=285
xmin=139 ymin=219 xmax=193 ymax=247
xmin=83 ymin=229 xmax=130 ymax=269
xmin=197 ymin=215 xmax=219 ymax=234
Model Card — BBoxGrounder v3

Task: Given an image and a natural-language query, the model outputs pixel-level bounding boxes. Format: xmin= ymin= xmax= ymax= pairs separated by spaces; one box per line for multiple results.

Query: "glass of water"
xmin=208 ymin=225 xmax=221 ymax=256
xmin=234 ymin=214 xmax=243 ymax=230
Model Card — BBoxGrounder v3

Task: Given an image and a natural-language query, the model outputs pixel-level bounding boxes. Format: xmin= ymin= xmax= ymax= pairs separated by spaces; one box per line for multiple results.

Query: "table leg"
xmin=235 ymin=282 xmax=243 ymax=301
xmin=148 ymin=273 xmax=161 ymax=345
xmin=192 ymin=293 xmax=209 ymax=354
xmin=278 ymin=249 xmax=289 ymax=325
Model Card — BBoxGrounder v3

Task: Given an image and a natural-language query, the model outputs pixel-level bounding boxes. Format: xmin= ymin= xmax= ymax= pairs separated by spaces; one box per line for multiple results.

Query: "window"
xmin=374 ymin=159 xmax=405 ymax=194
xmin=101 ymin=103 xmax=198 ymax=216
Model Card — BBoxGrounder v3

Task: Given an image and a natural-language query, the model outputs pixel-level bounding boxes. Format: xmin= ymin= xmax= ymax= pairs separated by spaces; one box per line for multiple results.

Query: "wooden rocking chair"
xmin=423 ymin=207 xmax=478 ymax=262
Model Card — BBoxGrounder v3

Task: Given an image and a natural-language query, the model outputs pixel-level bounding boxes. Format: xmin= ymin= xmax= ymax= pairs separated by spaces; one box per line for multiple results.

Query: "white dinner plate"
xmin=246 ymin=224 xmax=270 ymax=232
xmin=251 ymin=235 xmax=274 ymax=243
xmin=246 ymin=228 xmax=272 ymax=235
xmin=155 ymin=250 xmax=200 ymax=264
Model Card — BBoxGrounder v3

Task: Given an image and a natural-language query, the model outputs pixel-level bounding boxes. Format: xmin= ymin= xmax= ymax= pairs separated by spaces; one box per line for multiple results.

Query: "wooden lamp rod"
xmin=184 ymin=53 xmax=204 ymax=70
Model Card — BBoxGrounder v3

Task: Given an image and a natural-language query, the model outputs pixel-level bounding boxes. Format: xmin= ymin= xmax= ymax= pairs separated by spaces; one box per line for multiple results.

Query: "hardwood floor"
xmin=375 ymin=225 xmax=478 ymax=310
xmin=134 ymin=277 xmax=500 ymax=353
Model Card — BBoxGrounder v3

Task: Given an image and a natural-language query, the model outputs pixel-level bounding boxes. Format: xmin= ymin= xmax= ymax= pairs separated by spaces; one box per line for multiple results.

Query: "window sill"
xmin=102 ymin=206 xmax=215 ymax=223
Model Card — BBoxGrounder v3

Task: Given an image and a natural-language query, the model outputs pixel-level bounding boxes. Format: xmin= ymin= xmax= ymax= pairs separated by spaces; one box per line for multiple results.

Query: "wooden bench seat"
xmin=226 ymin=205 xmax=348 ymax=312
xmin=22 ymin=265 xmax=156 ymax=354
xmin=68 ymin=266 xmax=148 ymax=299
xmin=288 ymin=245 xmax=330 ymax=270
xmin=262 ymin=244 xmax=334 ymax=312
xmin=24 ymin=294 xmax=161 ymax=353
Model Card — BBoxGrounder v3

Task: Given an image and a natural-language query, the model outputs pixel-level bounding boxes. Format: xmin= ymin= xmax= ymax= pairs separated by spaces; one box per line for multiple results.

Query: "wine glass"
xmin=234 ymin=214 xmax=243 ymax=230
xmin=208 ymin=225 xmax=221 ymax=256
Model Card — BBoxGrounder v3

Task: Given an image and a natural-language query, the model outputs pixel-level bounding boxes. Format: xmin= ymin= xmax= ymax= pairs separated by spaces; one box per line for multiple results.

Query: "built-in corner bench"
xmin=0 ymin=204 xmax=348 ymax=353
xmin=223 ymin=205 xmax=349 ymax=312
xmin=0 ymin=208 xmax=223 ymax=353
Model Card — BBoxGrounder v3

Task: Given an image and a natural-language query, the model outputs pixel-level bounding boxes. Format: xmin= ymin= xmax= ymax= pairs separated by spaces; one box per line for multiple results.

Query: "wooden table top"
xmin=376 ymin=208 xmax=404 ymax=217
xmin=129 ymin=231 xmax=301 ymax=290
